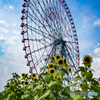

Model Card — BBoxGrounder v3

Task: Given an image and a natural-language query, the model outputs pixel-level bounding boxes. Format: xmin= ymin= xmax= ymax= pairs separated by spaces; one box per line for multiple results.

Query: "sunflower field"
xmin=0 ymin=54 xmax=100 ymax=100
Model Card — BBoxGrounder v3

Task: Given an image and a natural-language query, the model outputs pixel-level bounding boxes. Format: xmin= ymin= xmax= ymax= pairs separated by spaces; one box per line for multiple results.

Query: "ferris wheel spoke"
xmin=26 ymin=11 xmax=47 ymax=27
xmin=34 ymin=56 xmax=45 ymax=68
xmin=27 ymin=5 xmax=59 ymax=40
xmin=27 ymin=7 xmax=49 ymax=28
xmin=54 ymin=1 xmax=65 ymax=30
xmin=31 ymin=41 xmax=60 ymax=54
xmin=27 ymin=24 xmax=57 ymax=41
xmin=29 ymin=1 xmax=59 ymax=37
xmin=28 ymin=4 xmax=52 ymax=33
xmin=34 ymin=0 xmax=60 ymax=37
xmin=40 ymin=0 xmax=59 ymax=30
xmin=65 ymin=45 xmax=78 ymax=62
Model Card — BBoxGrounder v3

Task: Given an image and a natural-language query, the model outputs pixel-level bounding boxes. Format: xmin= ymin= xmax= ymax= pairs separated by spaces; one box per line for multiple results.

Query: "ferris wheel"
xmin=21 ymin=0 xmax=80 ymax=90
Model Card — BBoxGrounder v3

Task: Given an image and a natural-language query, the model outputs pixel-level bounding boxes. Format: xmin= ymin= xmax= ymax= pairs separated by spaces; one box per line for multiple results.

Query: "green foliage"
xmin=38 ymin=90 xmax=51 ymax=100
xmin=40 ymin=66 xmax=47 ymax=72
xmin=65 ymin=82 xmax=78 ymax=88
xmin=1 ymin=54 xmax=100 ymax=100
xmin=74 ymin=54 xmax=100 ymax=100
xmin=74 ymin=76 xmax=82 ymax=81
xmin=72 ymin=95 xmax=85 ymax=100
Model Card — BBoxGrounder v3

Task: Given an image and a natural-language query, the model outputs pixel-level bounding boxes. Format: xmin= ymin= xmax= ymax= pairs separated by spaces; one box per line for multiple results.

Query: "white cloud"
xmin=82 ymin=25 xmax=86 ymax=29
xmin=4 ymin=5 xmax=14 ymax=10
xmin=92 ymin=58 xmax=100 ymax=78
xmin=0 ymin=27 xmax=8 ymax=33
xmin=3 ymin=67 xmax=8 ymax=74
xmin=0 ymin=20 xmax=9 ymax=27
xmin=94 ymin=48 xmax=100 ymax=54
xmin=13 ymin=30 xmax=20 ymax=35
xmin=97 ymin=43 xmax=100 ymax=46
xmin=94 ymin=19 xmax=100 ymax=26
xmin=12 ymin=23 xmax=16 ymax=26
xmin=9 ymin=5 xmax=14 ymax=9
xmin=0 ymin=35 xmax=6 ymax=40
xmin=0 ymin=20 xmax=6 ymax=24
xmin=6 ymin=36 xmax=21 ymax=45
xmin=93 ymin=47 xmax=100 ymax=57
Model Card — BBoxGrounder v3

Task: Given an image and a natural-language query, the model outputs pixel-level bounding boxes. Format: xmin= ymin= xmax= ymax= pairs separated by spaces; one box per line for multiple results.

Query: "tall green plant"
xmin=0 ymin=54 xmax=77 ymax=100
xmin=73 ymin=54 xmax=100 ymax=100
xmin=1 ymin=54 xmax=99 ymax=100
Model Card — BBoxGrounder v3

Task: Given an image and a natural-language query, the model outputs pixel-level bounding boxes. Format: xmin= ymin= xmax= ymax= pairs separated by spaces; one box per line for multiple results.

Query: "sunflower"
xmin=7 ymin=82 xmax=10 ymax=87
xmin=63 ymin=62 xmax=69 ymax=68
xmin=24 ymin=80 xmax=29 ymax=85
xmin=32 ymin=73 xmax=36 ymax=77
xmin=16 ymin=73 xmax=19 ymax=77
xmin=57 ymin=58 xmax=64 ymax=66
xmin=68 ymin=67 xmax=72 ymax=73
xmin=49 ymin=68 xmax=55 ymax=75
xmin=82 ymin=54 xmax=92 ymax=66
xmin=64 ymin=59 xmax=66 ymax=64
xmin=7 ymin=82 xmax=9 ymax=85
xmin=57 ymin=76 xmax=61 ymax=81
xmin=21 ymin=73 xmax=25 ymax=78
xmin=33 ymin=77 xmax=37 ymax=81
xmin=51 ymin=56 xmax=55 ymax=61
xmin=55 ymin=54 xmax=61 ymax=60
xmin=25 ymin=73 xmax=28 ymax=78
xmin=54 ymin=74 xmax=58 ymax=80
xmin=55 ymin=73 xmax=58 ymax=76
xmin=48 ymin=63 xmax=54 ymax=69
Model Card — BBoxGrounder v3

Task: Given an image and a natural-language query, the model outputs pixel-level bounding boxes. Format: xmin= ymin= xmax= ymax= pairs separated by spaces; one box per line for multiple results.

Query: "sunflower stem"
xmin=85 ymin=66 xmax=88 ymax=100
xmin=56 ymin=85 xmax=58 ymax=100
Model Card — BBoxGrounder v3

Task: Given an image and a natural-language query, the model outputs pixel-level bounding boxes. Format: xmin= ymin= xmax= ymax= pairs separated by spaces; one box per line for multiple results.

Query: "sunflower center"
xmin=51 ymin=70 xmax=54 ymax=73
xmin=55 ymin=76 xmax=57 ymax=78
xmin=35 ymin=78 xmax=37 ymax=81
xmin=25 ymin=82 xmax=28 ymax=85
xmin=64 ymin=59 xmax=66 ymax=63
xmin=57 ymin=56 xmax=60 ymax=59
xmin=25 ymin=75 xmax=27 ymax=77
xmin=52 ymin=57 xmax=54 ymax=60
xmin=85 ymin=58 xmax=90 ymax=63
xmin=50 ymin=65 xmax=53 ymax=68
xmin=33 ymin=74 xmax=35 ymax=77
xmin=59 ymin=60 xmax=63 ymax=64
xmin=22 ymin=74 xmax=24 ymax=76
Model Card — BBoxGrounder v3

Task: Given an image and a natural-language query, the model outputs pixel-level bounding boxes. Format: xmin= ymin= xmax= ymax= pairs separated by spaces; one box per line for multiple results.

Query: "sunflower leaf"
xmin=79 ymin=67 xmax=85 ymax=71
xmin=33 ymin=84 xmax=43 ymax=92
xmin=91 ymin=86 xmax=100 ymax=93
xmin=38 ymin=73 xmax=48 ymax=79
xmin=56 ymin=70 xmax=65 ymax=77
xmin=61 ymin=69 xmax=69 ymax=75
xmin=21 ymin=94 xmax=29 ymax=99
xmin=72 ymin=95 xmax=85 ymax=100
xmin=34 ymin=94 xmax=39 ymax=100
xmin=38 ymin=89 xmax=51 ymax=100
xmin=27 ymin=84 xmax=33 ymax=89
xmin=74 ymin=70 xmax=81 ymax=76
xmin=40 ymin=66 xmax=47 ymax=72
xmin=41 ymin=73 xmax=52 ymax=81
xmin=65 ymin=82 xmax=78 ymax=88
xmin=48 ymin=81 xmax=58 ymax=90
xmin=74 ymin=77 xmax=82 ymax=81
xmin=61 ymin=87 xmax=71 ymax=97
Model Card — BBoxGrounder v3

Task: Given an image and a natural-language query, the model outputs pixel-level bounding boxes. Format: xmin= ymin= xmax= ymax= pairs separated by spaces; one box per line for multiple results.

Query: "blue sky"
xmin=0 ymin=0 xmax=100 ymax=92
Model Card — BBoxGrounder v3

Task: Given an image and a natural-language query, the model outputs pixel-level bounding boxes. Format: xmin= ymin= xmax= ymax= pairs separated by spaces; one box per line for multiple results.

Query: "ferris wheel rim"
xmin=21 ymin=0 xmax=80 ymax=75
